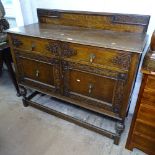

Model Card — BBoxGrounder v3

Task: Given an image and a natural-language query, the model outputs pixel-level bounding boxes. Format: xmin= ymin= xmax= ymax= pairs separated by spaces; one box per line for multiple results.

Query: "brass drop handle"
xmin=88 ymin=83 xmax=93 ymax=94
xmin=31 ymin=43 xmax=36 ymax=51
xmin=35 ymin=70 xmax=40 ymax=77
xmin=89 ymin=53 xmax=96 ymax=63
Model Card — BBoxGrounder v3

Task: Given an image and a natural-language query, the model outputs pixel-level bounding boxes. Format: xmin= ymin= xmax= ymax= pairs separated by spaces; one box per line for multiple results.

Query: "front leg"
xmin=19 ymin=86 xmax=29 ymax=107
xmin=114 ymin=121 xmax=125 ymax=145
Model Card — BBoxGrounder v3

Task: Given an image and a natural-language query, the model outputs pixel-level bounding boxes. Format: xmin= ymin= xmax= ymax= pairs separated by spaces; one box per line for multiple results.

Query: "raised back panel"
xmin=37 ymin=8 xmax=150 ymax=33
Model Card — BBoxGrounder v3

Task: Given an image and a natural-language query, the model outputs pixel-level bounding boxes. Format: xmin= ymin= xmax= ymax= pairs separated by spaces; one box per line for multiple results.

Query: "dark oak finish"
xmin=7 ymin=9 xmax=150 ymax=144
xmin=126 ymin=30 xmax=155 ymax=155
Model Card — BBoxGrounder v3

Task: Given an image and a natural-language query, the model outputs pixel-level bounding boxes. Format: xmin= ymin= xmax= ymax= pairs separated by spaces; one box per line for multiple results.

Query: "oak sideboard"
xmin=8 ymin=9 xmax=150 ymax=144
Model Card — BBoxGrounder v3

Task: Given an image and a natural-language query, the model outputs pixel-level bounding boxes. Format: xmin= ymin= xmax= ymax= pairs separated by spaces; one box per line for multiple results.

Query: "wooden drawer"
xmin=145 ymin=75 xmax=155 ymax=90
xmin=134 ymin=121 xmax=155 ymax=140
xmin=10 ymin=34 xmax=132 ymax=72
xmin=141 ymin=88 xmax=155 ymax=106
xmin=64 ymin=43 xmax=131 ymax=71
xmin=137 ymin=104 xmax=155 ymax=126
xmin=132 ymin=134 xmax=155 ymax=155
xmin=10 ymin=35 xmax=59 ymax=57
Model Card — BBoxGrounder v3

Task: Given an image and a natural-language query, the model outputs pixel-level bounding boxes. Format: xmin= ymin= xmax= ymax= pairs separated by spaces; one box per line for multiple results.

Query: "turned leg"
xmin=19 ymin=86 xmax=29 ymax=107
xmin=114 ymin=121 xmax=125 ymax=145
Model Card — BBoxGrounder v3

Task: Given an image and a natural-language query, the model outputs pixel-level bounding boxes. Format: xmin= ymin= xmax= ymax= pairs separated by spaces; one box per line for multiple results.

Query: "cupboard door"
xmin=62 ymin=61 xmax=128 ymax=115
xmin=15 ymin=51 xmax=61 ymax=93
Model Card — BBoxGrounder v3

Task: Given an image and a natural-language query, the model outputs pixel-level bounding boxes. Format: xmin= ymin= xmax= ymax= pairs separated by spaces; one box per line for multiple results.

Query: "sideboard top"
xmin=8 ymin=9 xmax=150 ymax=53
xmin=8 ymin=23 xmax=147 ymax=53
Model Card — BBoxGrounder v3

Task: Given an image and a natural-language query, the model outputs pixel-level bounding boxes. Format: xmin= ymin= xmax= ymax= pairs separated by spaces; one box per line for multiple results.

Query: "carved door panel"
xmin=62 ymin=61 xmax=127 ymax=114
xmin=15 ymin=51 xmax=61 ymax=93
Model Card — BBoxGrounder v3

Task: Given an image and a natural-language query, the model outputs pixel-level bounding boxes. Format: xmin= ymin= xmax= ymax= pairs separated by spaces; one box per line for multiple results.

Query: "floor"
xmin=0 ymin=71 xmax=147 ymax=155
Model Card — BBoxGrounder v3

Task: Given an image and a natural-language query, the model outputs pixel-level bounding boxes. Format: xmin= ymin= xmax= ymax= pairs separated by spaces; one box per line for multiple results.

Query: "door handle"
xmin=31 ymin=43 xmax=36 ymax=51
xmin=88 ymin=83 xmax=93 ymax=94
xmin=35 ymin=70 xmax=40 ymax=77
xmin=89 ymin=53 xmax=96 ymax=63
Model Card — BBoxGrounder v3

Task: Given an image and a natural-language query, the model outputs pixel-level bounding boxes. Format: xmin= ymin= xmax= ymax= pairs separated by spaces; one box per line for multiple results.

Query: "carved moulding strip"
xmin=46 ymin=42 xmax=60 ymax=56
xmin=69 ymin=92 xmax=113 ymax=112
xmin=112 ymin=14 xmax=150 ymax=26
xmin=37 ymin=9 xmax=61 ymax=19
xmin=112 ymin=80 xmax=125 ymax=113
xmin=112 ymin=52 xmax=131 ymax=70
xmin=62 ymin=60 xmax=127 ymax=81
xmin=14 ymin=51 xmax=25 ymax=82
xmin=46 ymin=41 xmax=77 ymax=58
xmin=20 ymin=80 xmax=56 ymax=94
xmin=61 ymin=61 xmax=70 ymax=96
xmin=14 ymin=49 xmax=59 ymax=65
xmin=60 ymin=42 xmax=77 ymax=57
xmin=53 ymin=64 xmax=61 ymax=93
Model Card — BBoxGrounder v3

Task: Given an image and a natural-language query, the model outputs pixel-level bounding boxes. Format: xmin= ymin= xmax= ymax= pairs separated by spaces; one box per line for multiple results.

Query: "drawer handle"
xmin=31 ymin=43 xmax=36 ymax=51
xmin=35 ymin=70 xmax=40 ymax=77
xmin=88 ymin=83 xmax=93 ymax=94
xmin=89 ymin=53 xmax=96 ymax=63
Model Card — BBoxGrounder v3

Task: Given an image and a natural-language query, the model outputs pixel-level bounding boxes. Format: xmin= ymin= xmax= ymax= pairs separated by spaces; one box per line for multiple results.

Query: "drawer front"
xmin=145 ymin=75 xmax=155 ymax=90
xmin=10 ymin=35 xmax=59 ymax=57
xmin=134 ymin=121 xmax=155 ymax=140
xmin=62 ymin=61 xmax=127 ymax=115
xmin=137 ymin=104 xmax=155 ymax=126
xmin=10 ymin=35 xmax=132 ymax=72
xmin=132 ymin=134 xmax=155 ymax=155
xmin=15 ymin=51 xmax=61 ymax=93
xmin=141 ymin=88 xmax=155 ymax=107
xmin=63 ymin=43 xmax=132 ymax=71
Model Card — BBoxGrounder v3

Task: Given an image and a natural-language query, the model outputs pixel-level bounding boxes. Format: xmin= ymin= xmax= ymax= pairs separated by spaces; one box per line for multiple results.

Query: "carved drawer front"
xmin=15 ymin=52 xmax=61 ymax=93
xmin=11 ymin=35 xmax=60 ymax=57
xmin=62 ymin=61 xmax=127 ymax=115
xmin=63 ymin=43 xmax=131 ymax=71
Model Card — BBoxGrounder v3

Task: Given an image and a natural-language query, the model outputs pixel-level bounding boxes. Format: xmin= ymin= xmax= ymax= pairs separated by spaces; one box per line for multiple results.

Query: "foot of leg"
xmin=114 ymin=121 xmax=125 ymax=145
